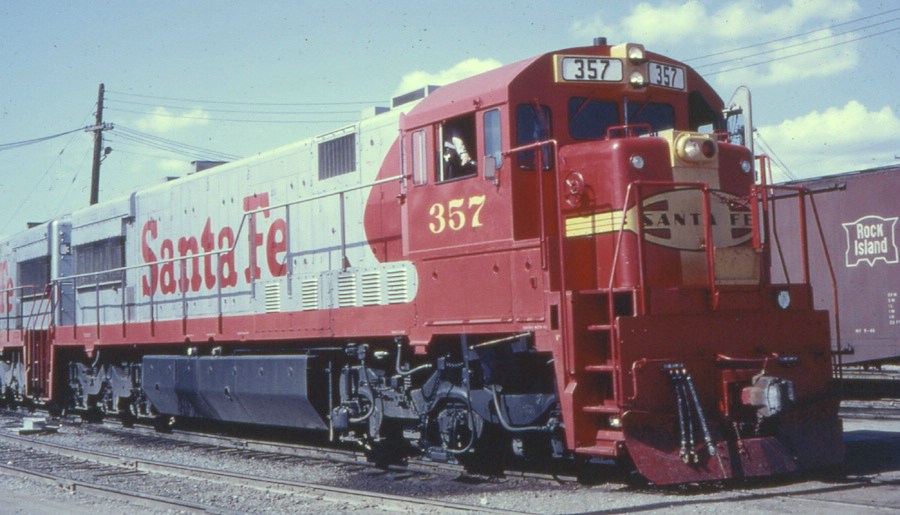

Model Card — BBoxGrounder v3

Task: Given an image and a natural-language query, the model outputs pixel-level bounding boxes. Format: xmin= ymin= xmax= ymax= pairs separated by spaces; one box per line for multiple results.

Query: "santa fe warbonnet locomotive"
xmin=0 ymin=40 xmax=844 ymax=485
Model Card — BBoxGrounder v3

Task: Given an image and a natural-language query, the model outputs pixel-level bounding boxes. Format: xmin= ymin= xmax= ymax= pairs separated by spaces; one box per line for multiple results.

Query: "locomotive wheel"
xmin=153 ymin=415 xmax=174 ymax=433
xmin=436 ymin=403 xmax=475 ymax=453
xmin=366 ymin=422 xmax=409 ymax=468
xmin=458 ymin=424 xmax=506 ymax=475
xmin=81 ymin=406 xmax=104 ymax=424
xmin=118 ymin=399 xmax=137 ymax=428
xmin=45 ymin=400 xmax=64 ymax=418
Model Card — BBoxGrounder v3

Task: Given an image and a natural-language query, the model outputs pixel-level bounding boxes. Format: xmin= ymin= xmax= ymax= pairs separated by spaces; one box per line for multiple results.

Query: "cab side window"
xmin=411 ymin=129 xmax=427 ymax=185
xmin=438 ymin=115 xmax=477 ymax=182
xmin=483 ymin=109 xmax=502 ymax=175
xmin=516 ymin=104 xmax=553 ymax=170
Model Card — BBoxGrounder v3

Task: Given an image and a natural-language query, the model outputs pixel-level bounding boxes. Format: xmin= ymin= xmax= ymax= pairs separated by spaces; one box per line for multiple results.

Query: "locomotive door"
xmin=402 ymin=109 xmax=518 ymax=323
xmin=24 ymin=329 xmax=51 ymax=399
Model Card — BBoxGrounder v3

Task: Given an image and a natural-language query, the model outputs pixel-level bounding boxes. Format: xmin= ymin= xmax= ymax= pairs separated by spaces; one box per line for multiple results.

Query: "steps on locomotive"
xmin=576 ymin=430 xmax=624 ymax=456
xmin=582 ymin=399 xmax=619 ymax=414
xmin=584 ymin=362 xmax=616 ymax=373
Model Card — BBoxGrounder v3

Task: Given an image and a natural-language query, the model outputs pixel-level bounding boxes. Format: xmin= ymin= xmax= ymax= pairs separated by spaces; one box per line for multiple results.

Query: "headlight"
xmin=776 ymin=290 xmax=791 ymax=309
xmin=627 ymin=45 xmax=645 ymax=63
xmin=675 ymin=134 xmax=717 ymax=162
xmin=740 ymin=159 xmax=752 ymax=173
xmin=630 ymin=154 xmax=645 ymax=170
xmin=629 ymin=71 xmax=646 ymax=87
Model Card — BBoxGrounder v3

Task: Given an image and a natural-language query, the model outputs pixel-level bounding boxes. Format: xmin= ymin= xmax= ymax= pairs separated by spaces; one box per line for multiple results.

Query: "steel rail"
xmin=0 ymin=429 xmax=519 ymax=514
xmin=0 ymin=460 xmax=216 ymax=514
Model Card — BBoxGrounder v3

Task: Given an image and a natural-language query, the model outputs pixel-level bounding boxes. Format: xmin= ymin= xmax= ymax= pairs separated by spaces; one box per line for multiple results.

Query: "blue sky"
xmin=1 ymin=0 xmax=898 ymax=236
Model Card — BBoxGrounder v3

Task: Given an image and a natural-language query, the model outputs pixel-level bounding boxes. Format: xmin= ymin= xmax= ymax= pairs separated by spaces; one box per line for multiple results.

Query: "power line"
xmin=107 ymin=106 xmax=358 ymax=125
xmin=0 ymin=127 xmax=86 ymax=151
xmin=704 ymin=25 xmax=900 ymax=76
xmin=755 ymin=129 xmax=797 ymax=182
xmin=112 ymin=125 xmax=242 ymax=161
xmin=686 ymin=6 xmax=900 ymax=62
xmin=106 ymin=89 xmax=381 ymax=107
xmin=694 ymin=16 xmax=900 ymax=71
xmin=108 ymin=98 xmax=362 ymax=116
xmin=0 ymin=126 xmax=87 ymax=234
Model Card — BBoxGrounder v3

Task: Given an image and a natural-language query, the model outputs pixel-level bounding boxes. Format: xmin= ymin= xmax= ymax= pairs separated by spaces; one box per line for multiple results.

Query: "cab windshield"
xmin=568 ymin=98 xmax=674 ymax=140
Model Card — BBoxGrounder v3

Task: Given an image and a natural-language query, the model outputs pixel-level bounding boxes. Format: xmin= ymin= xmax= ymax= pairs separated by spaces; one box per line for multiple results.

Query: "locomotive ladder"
xmin=568 ymin=287 xmax=635 ymax=456
xmin=23 ymin=284 xmax=55 ymax=400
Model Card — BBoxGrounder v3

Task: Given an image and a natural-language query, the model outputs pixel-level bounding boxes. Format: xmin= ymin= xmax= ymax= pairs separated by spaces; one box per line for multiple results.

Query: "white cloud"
xmin=393 ymin=57 xmax=503 ymax=97
xmin=758 ymin=101 xmax=900 ymax=179
xmin=134 ymin=106 xmax=211 ymax=133
xmin=721 ymin=30 xmax=859 ymax=86
xmin=574 ymin=0 xmax=860 ymax=44
xmin=158 ymin=158 xmax=188 ymax=173
xmin=570 ymin=0 xmax=862 ymax=85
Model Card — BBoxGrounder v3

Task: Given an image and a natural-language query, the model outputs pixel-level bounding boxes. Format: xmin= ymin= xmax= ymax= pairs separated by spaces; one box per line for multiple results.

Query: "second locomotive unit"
xmin=0 ymin=40 xmax=843 ymax=485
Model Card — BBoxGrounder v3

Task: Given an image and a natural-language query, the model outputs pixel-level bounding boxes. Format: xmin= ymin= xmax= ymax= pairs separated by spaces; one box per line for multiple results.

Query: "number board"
xmin=649 ymin=62 xmax=685 ymax=90
xmin=557 ymin=55 xmax=624 ymax=82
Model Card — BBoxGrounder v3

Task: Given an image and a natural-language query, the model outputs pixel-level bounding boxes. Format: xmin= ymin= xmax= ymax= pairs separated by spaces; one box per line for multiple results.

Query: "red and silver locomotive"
xmin=0 ymin=40 xmax=843 ymax=485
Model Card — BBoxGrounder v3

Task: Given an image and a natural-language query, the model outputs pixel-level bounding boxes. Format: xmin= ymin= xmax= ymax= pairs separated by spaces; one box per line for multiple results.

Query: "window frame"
xmin=515 ymin=103 xmax=553 ymax=171
xmin=483 ymin=108 xmax=502 ymax=178
xmin=436 ymin=114 xmax=478 ymax=183
xmin=17 ymin=256 xmax=50 ymax=300
xmin=411 ymin=129 xmax=428 ymax=186
xmin=74 ymin=236 xmax=125 ymax=290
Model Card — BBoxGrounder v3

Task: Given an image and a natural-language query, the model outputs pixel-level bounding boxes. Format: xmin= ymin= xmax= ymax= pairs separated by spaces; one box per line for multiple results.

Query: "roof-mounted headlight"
xmin=629 ymin=71 xmax=646 ymax=88
xmin=627 ymin=45 xmax=646 ymax=63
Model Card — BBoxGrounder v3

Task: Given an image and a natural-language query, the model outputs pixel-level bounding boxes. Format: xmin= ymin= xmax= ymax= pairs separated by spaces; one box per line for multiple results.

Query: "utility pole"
xmin=86 ymin=83 xmax=113 ymax=205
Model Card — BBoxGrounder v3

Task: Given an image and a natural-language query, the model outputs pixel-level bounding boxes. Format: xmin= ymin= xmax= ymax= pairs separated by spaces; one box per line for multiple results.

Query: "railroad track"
xmin=0 ymin=424 xmax=519 ymax=514
xmin=839 ymin=399 xmax=900 ymax=420
xmin=92 ymin=417 xmax=584 ymax=485
xmin=836 ymin=365 xmax=900 ymax=399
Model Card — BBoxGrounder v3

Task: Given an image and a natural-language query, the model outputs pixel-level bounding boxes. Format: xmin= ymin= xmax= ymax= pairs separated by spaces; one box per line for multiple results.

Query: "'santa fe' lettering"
xmin=141 ymin=193 xmax=287 ymax=297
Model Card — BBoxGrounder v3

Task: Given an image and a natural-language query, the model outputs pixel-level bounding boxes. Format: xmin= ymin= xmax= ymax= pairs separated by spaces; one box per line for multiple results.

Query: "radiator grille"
xmin=361 ymin=271 xmax=382 ymax=306
xmin=337 ymin=273 xmax=358 ymax=307
xmin=264 ymin=283 xmax=281 ymax=313
xmin=301 ymin=278 xmax=319 ymax=311
xmin=386 ymin=268 xmax=409 ymax=304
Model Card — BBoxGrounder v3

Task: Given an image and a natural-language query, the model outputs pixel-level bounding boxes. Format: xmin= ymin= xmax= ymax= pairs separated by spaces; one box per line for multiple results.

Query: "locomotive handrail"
xmin=608 ymin=180 xmax=719 ymax=314
xmin=0 ymin=284 xmax=50 ymax=340
xmin=606 ymin=123 xmax=652 ymax=140
xmin=503 ymin=139 xmax=575 ymax=376
xmin=49 ymin=173 xmax=408 ymax=285
xmin=23 ymin=173 xmax=406 ymax=338
xmin=607 ymin=180 xmax=718 ymax=404
xmin=754 ymin=157 xmax=843 ymax=376
xmin=503 ymin=139 xmax=559 ymax=271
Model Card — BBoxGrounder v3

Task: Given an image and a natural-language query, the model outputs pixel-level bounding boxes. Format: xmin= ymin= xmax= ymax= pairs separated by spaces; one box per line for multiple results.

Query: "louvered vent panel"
xmin=337 ymin=273 xmax=358 ymax=307
xmin=386 ymin=268 xmax=409 ymax=304
xmin=301 ymin=278 xmax=319 ymax=311
xmin=264 ymin=283 xmax=281 ymax=313
xmin=361 ymin=271 xmax=382 ymax=306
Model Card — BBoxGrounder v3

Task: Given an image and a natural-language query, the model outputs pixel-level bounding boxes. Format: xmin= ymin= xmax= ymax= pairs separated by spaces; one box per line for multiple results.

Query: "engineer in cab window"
xmin=442 ymin=117 xmax=477 ymax=180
